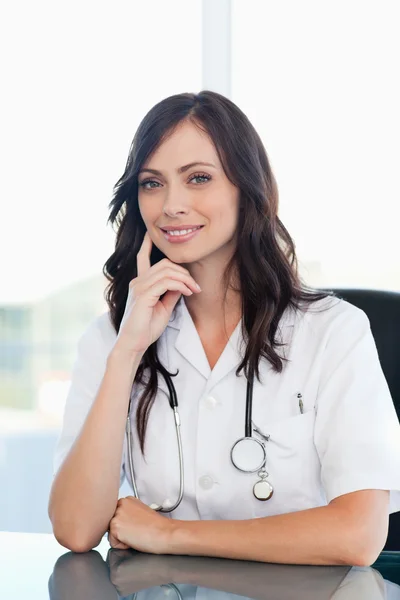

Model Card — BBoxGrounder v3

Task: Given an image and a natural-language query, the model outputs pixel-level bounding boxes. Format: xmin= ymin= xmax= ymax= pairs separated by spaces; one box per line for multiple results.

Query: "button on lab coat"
xmin=54 ymin=295 xmax=400 ymax=521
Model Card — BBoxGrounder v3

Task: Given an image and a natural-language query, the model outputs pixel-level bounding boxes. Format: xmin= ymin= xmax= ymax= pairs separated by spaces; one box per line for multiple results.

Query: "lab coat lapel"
xmin=172 ymin=297 xmax=211 ymax=380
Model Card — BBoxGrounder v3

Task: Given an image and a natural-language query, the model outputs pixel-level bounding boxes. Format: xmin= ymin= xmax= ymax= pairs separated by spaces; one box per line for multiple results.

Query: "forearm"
xmin=49 ymin=348 xmax=142 ymax=552
xmin=169 ymin=503 xmax=367 ymax=566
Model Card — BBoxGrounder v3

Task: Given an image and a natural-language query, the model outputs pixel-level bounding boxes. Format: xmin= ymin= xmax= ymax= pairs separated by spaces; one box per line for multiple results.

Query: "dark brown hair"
xmin=103 ymin=90 xmax=336 ymax=454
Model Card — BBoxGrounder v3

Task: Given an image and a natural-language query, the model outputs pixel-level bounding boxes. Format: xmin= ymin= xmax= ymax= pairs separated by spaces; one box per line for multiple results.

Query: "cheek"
xmin=213 ymin=201 xmax=239 ymax=232
xmin=217 ymin=186 xmax=239 ymax=220
xmin=137 ymin=197 xmax=145 ymax=220
xmin=203 ymin=185 xmax=238 ymax=219
xmin=138 ymin=197 xmax=159 ymax=225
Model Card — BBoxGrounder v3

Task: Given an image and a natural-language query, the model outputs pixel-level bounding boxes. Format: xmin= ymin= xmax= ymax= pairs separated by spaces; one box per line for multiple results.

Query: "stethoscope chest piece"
xmin=253 ymin=473 xmax=274 ymax=501
xmin=231 ymin=437 xmax=266 ymax=472
xmin=230 ymin=436 xmax=274 ymax=502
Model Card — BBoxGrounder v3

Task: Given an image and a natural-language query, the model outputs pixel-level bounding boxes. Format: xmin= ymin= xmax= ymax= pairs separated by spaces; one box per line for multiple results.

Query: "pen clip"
xmin=297 ymin=392 xmax=304 ymax=414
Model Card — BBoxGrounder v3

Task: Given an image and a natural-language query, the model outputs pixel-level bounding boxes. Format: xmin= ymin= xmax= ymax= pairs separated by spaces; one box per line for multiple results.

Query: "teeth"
xmin=166 ymin=227 xmax=200 ymax=236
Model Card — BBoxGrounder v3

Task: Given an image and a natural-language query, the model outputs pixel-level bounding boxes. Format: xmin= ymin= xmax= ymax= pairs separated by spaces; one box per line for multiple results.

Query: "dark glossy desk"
xmin=0 ymin=532 xmax=399 ymax=599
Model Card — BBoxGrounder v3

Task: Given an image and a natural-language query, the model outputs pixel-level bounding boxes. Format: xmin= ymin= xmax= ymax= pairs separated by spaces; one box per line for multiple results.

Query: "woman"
xmin=48 ymin=90 xmax=400 ymax=565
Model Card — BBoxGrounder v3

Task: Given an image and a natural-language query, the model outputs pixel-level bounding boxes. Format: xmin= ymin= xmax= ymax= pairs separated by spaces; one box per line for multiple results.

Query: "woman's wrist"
xmin=106 ymin=345 xmax=144 ymax=385
xmin=108 ymin=344 xmax=144 ymax=368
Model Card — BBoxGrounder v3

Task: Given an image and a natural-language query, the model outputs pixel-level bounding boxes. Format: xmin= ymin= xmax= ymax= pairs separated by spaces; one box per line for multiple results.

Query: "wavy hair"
xmin=103 ymin=90 xmax=335 ymax=454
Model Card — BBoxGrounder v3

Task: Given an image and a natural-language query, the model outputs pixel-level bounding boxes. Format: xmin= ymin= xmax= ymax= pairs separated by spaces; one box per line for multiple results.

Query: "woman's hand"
xmin=113 ymin=231 xmax=201 ymax=357
xmin=108 ymin=496 xmax=175 ymax=554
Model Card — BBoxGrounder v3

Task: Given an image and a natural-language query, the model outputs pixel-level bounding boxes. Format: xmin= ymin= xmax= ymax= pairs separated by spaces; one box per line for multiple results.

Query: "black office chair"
xmin=328 ymin=288 xmax=400 ymax=550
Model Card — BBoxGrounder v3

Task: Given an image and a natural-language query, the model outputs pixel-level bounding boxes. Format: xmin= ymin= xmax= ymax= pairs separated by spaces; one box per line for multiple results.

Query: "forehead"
xmin=144 ymin=120 xmax=219 ymax=167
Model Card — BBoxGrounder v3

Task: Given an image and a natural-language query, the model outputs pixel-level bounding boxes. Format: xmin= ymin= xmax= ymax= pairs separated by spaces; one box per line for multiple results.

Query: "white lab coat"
xmin=53 ymin=295 xmax=400 ymax=521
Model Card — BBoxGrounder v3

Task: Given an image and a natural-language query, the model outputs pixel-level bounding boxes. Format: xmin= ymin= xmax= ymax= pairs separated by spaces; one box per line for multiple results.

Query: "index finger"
xmin=136 ymin=231 xmax=152 ymax=275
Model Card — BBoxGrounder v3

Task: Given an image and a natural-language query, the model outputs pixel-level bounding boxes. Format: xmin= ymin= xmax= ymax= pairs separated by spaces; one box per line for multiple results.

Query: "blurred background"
xmin=0 ymin=0 xmax=399 ymax=533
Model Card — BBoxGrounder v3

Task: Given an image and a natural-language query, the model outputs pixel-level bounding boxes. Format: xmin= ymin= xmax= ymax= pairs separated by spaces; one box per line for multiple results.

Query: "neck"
xmin=181 ymin=256 xmax=242 ymax=333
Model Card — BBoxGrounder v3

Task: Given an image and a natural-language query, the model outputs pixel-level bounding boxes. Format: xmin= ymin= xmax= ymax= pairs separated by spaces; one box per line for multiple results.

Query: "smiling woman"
xmin=48 ymin=90 xmax=400 ymax=564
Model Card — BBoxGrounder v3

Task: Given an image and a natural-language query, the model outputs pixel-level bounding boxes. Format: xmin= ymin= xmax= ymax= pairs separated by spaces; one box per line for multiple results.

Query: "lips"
xmin=160 ymin=225 xmax=204 ymax=243
xmin=160 ymin=225 xmax=204 ymax=232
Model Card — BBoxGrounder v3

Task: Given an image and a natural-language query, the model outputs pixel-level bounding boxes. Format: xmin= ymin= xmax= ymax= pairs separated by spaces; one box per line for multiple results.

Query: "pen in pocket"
xmin=297 ymin=392 xmax=304 ymax=414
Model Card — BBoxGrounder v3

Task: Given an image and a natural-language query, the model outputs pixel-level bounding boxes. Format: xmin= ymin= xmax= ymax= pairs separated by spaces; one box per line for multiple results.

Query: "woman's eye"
xmin=139 ymin=180 xmax=160 ymax=190
xmin=190 ymin=173 xmax=211 ymax=184
xmin=138 ymin=173 xmax=211 ymax=190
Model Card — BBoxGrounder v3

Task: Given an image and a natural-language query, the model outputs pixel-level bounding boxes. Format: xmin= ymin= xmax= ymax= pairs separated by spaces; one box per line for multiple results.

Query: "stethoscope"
xmin=126 ymin=366 xmax=274 ymax=513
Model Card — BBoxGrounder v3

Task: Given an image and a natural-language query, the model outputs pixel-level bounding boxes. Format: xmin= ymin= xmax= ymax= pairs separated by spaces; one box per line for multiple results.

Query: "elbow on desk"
xmin=328 ymin=489 xmax=389 ymax=568
xmin=49 ymin=503 xmax=105 ymax=553
xmin=340 ymin=520 xmax=388 ymax=567
xmin=345 ymin=545 xmax=384 ymax=568
xmin=51 ymin=521 xmax=104 ymax=553
xmin=48 ymin=495 xmax=108 ymax=553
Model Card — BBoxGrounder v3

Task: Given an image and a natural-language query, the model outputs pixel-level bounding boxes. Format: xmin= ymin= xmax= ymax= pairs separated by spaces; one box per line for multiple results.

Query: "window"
xmin=0 ymin=0 xmax=202 ymax=533
xmin=232 ymin=0 xmax=400 ymax=290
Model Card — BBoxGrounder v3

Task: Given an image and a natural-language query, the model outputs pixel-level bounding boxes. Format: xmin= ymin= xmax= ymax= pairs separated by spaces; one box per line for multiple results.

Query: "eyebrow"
xmin=138 ymin=161 xmax=217 ymax=176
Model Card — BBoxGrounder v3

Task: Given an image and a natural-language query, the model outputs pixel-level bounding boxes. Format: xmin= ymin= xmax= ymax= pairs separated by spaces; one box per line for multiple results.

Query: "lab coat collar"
xmin=166 ymin=296 xmax=296 ymax=391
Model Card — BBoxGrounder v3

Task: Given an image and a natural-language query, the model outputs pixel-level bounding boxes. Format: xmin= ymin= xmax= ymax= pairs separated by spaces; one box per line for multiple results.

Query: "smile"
xmin=160 ymin=225 xmax=204 ymax=244
xmin=165 ymin=227 xmax=201 ymax=236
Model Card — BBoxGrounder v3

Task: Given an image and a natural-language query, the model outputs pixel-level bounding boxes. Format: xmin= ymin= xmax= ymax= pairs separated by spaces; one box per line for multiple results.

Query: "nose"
xmin=162 ymin=184 xmax=190 ymax=218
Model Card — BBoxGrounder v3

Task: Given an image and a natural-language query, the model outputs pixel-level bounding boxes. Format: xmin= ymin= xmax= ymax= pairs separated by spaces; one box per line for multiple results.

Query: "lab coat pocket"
xmin=255 ymin=408 xmax=316 ymax=457
xmin=251 ymin=409 xmax=321 ymax=516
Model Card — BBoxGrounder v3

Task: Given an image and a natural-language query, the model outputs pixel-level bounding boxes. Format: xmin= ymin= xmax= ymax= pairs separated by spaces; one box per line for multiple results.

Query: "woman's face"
xmin=137 ymin=120 xmax=240 ymax=266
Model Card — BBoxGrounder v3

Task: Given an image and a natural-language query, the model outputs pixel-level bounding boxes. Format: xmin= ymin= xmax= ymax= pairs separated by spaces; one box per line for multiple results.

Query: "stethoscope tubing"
xmin=126 ymin=406 xmax=184 ymax=513
xmin=126 ymin=367 xmax=258 ymax=511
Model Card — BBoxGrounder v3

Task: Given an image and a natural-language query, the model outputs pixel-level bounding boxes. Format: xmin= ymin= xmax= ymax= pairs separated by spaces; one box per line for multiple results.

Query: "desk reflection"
xmin=48 ymin=549 xmax=400 ymax=600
